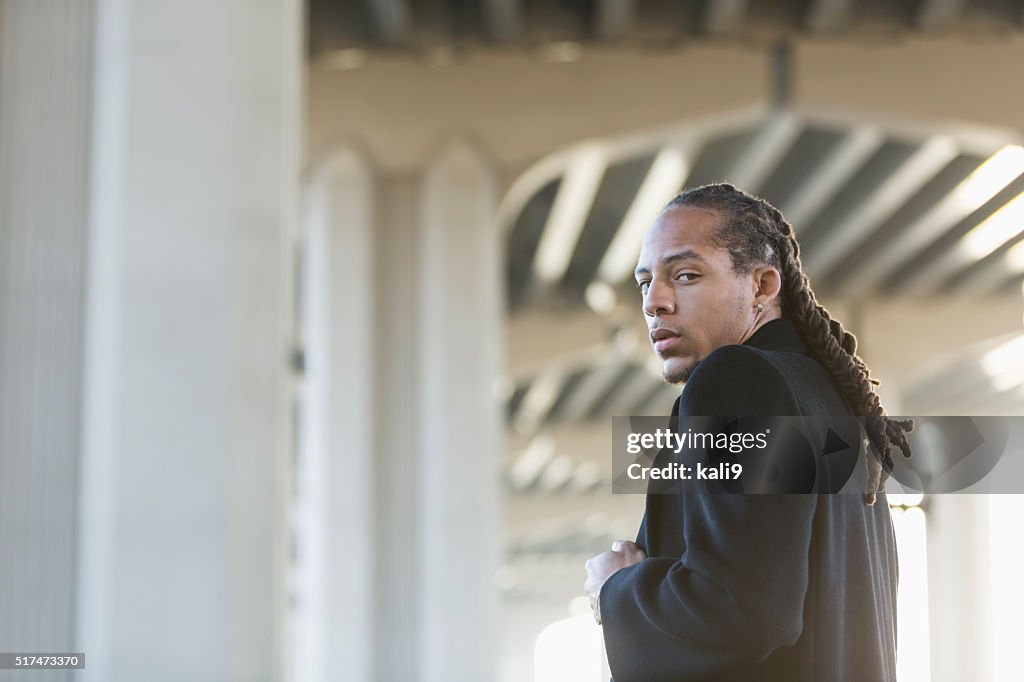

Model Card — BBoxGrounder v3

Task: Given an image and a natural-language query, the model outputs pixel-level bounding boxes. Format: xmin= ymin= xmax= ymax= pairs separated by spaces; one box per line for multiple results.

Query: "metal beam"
xmin=781 ymin=127 xmax=883 ymax=231
xmin=532 ymin=144 xmax=607 ymax=285
xmin=805 ymin=0 xmax=853 ymax=32
xmin=951 ymin=238 xmax=1024 ymax=297
xmin=725 ymin=112 xmax=802 ymax=197
xmin=916 ymin=0 xmax=967 ymax=29
xmin=597 ymin=143 xmax=693 ymax=284
xmin=557 ymin=357 xmax=627 ymax=423
xmin=595 ymin=0 xmax=635 ymax=40
xmin=368 ymin=0 xmax=410 ymax=45
xmin=507 ymin=436 xmax=556 ymax=490
xmin=513 ymin=367 xmax=567 ymax=435
xmin=803 ymin=135 xmax=959 ymax=282
xmin=600 ymin=366 xmax=662 ymax=418
xmin=703 ymin=0 xmax=748 ymax=35
xmin=482 ymin=0 xmax=523 ymax=42
xmin=894 ymin=159 xmax=1024 ymax=296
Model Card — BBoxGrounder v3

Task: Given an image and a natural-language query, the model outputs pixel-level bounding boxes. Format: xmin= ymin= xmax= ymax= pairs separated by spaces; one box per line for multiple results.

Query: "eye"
xmin=637 ymin=280 xmax=651 ymax=294
xmin=676 ymin=272 xmax=700 ymax=283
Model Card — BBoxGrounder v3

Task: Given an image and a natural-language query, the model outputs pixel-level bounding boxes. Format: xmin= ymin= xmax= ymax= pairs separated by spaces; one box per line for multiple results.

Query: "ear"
xmin=751 ymin=265 xmax=782 ymax=308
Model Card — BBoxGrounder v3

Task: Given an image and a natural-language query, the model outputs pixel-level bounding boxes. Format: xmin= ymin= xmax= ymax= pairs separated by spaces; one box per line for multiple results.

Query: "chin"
xmin=661 ymin=356 xmax=691 ymax=385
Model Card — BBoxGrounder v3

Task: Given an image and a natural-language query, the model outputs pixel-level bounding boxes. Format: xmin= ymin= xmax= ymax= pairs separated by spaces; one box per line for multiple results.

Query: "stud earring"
xmin=756 ymin=302 xmax=764 ymax=313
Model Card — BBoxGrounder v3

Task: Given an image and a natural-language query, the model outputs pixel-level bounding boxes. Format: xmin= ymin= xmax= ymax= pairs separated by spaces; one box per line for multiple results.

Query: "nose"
xmin=642 ymin=278 xmax=675 ymax=317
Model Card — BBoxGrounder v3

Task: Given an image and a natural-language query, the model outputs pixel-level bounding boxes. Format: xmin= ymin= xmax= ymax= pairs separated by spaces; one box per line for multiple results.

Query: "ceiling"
xmin=503 ymin=108 xmax=1024 ymax=311
xmin=499 ymin=106 xmax=1024 ymax=503
xmin=309 ymin=0 xmax=1024 ymax=55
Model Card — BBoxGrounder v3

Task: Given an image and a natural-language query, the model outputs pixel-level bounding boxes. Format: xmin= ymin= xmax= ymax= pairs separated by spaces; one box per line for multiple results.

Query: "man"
xmin=583 ymin=183 xmax=913 ymax=681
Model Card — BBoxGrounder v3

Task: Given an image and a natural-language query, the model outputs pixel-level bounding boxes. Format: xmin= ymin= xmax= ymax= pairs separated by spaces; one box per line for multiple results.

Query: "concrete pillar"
xmin=295 ymin=141 xmax=502 ymax=681
xmin=75 ymin=1 xmax=302 ymax=680
xmin=418 ymin=139 xmax=502 ymax=682
xmin=371 ymin=171 xmax=423 ymax=680
xmin=292 ymin=147 xmax=376 ymax=682
xmin=0 ymin=3 xmax=95 ymax=681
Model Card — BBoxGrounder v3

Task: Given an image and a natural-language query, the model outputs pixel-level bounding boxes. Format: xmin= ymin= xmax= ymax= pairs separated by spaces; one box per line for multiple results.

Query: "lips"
xmin=650 ymin=327 xmax=681 ymax=352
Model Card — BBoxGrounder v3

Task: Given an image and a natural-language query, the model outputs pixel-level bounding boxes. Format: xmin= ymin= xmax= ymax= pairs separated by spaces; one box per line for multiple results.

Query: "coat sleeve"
xmin=600 ymin=345 xmax=818 ymax=682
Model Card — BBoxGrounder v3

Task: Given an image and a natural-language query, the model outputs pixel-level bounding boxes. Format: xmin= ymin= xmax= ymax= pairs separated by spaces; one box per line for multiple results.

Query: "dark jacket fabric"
xmin=600 ymin=317 xmax=899 ymax=681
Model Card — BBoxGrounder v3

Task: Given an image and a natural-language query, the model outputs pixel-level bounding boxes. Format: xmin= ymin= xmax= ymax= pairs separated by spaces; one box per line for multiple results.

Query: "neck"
xmin=738 ymin=310 xmax=782 ymax=345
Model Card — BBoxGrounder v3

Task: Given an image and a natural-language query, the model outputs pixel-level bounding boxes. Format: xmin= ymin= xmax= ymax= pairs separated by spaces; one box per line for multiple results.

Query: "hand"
xmin=584 ymin=540 xmax=647 ymax=606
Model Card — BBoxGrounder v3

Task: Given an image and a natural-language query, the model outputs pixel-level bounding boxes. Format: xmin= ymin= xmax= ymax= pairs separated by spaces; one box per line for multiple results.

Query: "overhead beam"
xmin=916 ymin=0 xmax=967 ymax=29
xmin=597 ymin=143 xmax=693 ymax=284
xmin=803 ymin=135 xmax=959 ymax=282
xmin=600 ymin=366 xmax=662 ymax=418
xmin=557 ymin=357 xmax=627 ymax=423
xmin=951 ymin=238 xmax=1024 ymax=297
xmin=725 ymin=112 xmax=802 ymax=196
xmin=893 ymin=149 xmax=1024 ymax=296
xmin=532 ymin=144 xmax=607 ymax=284
xmin=703 ymin=0 xmax=749 ymax=35
xmin=781 ymin=127 xmax=883 ymax=231
xmin=595 ymin=0 xmax=635 ymax=40
xmin=513 ymin=366 xmax=568 ymax=435
xmin=482 ymin=0 xmax=523 ymax=42
xmin=368 ymin=0 xmax=411 ymax=45
xmin=805 ymin=0 xmax=853 ymax=32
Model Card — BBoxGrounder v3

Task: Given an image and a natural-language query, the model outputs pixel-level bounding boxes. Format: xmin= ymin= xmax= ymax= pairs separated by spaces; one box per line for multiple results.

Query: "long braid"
xmin=665 ymin=183 xmax=913 ymax=505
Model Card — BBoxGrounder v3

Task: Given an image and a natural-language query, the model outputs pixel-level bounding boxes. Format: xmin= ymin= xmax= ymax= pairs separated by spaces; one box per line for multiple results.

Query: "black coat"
xmin=600 ymin=317 xmax=899 ymax=681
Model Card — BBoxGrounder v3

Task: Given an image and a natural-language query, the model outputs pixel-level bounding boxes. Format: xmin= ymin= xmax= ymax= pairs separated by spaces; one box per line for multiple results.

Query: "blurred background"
xmin=2 ymin=0 xmax=1024 ymax=681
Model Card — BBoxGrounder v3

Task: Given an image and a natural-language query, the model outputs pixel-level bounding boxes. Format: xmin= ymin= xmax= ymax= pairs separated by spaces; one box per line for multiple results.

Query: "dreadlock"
xmin=663 ymin=182 xmax=913 ymax=506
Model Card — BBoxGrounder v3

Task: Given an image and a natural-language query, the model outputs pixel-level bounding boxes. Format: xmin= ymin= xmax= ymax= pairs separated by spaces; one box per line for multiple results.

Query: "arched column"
xmin=417 ymin=138 xmax=502 ymax=682
xmin=293 ymin=146 xmax=376 ymax=682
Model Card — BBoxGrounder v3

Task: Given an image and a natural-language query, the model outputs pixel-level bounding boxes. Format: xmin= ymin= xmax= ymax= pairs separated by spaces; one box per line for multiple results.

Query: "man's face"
xmin=634 ymin=206 xmax=756 ymax=384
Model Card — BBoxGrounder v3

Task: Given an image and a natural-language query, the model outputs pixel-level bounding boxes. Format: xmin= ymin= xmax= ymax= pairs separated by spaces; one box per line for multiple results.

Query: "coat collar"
xmin=669 ymin=317 xmax=808 ymax=417
xmin=741 ymin=316 xmax=809 ymax=355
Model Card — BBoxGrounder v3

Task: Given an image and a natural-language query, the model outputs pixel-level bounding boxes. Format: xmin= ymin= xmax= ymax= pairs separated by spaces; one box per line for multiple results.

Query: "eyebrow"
xmin=634 ymin=249 xmax=709 ymax=278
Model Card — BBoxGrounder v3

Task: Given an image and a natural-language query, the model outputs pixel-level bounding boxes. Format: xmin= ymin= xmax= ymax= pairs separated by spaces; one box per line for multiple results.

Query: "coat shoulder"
xmin=680 ymin=344 xmax=800 ymax=417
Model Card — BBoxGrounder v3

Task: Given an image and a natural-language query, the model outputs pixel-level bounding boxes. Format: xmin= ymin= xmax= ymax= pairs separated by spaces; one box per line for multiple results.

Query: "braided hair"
xmin=663 ymin=183 xmax=913 ymax=506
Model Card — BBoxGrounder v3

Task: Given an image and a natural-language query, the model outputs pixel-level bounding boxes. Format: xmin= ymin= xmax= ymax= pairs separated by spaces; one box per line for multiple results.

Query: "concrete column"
xmin=76 ymin=1 xmax=302 ymax=681
xmin=295 ymin=143 xmax=502 ymax=680
xmin=926 ymin=494 xmax=995 ymax=682
xmin=0 ymin=3 xmax=95 ymax=681
xmin=372 ymin=172 xmax=423 ymax=680
xmin=292 ymin=147 xmax=376 ymax=682
xmin=418 ymin=139 xmax=502 ymax=682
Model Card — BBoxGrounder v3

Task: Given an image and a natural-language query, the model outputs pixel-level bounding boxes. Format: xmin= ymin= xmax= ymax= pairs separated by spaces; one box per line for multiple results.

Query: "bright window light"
xmin=584 ymin=280 xmax=617 ymax=315
xmin=1003 ymin=239 xmax=1024 ymax=273
xmin=989 ymin=495 xmax=1024 ymax=682
xmin=960 ymin=191 xmax=1024 ymax=260
xmin=954 ymin=145 xmax=1024 ymax=206
xmin=891 ymin=504 xmax=931 ymax=682
xmin=534 ymin=614 xmax=606 ymax=682
xmin=981 ymin=334 xmax=1024 ymax=378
